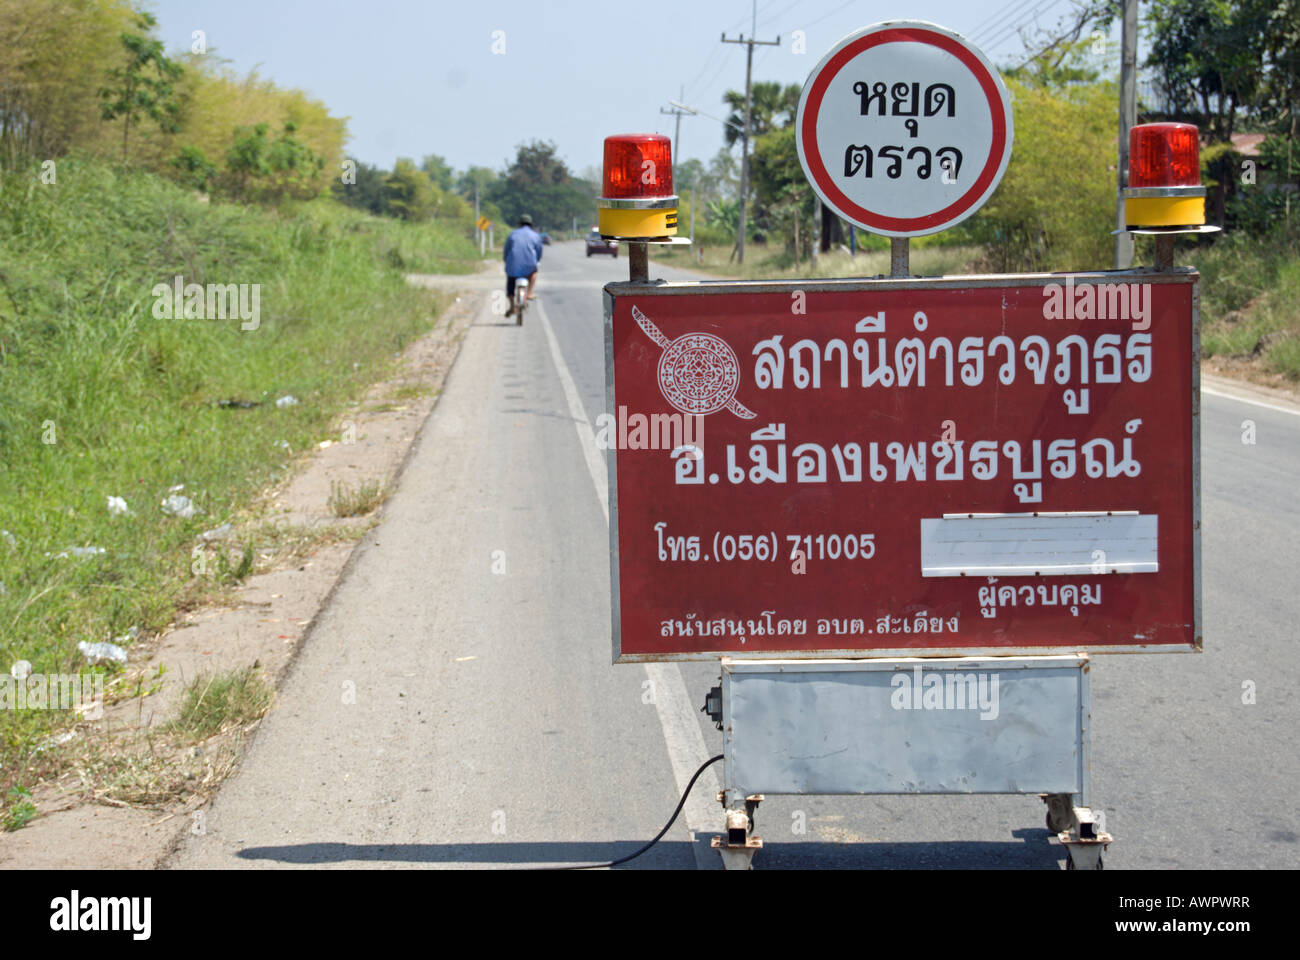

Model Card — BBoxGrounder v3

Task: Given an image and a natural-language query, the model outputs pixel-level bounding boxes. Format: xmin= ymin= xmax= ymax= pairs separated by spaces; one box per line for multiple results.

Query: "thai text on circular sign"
xmin=796 ymin=20 xmax=1014 ymax=237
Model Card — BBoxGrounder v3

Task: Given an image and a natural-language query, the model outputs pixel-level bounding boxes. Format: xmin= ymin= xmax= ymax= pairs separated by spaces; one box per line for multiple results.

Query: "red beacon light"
xmin=1124 ymin=122 xmax=1211 ymax=230
xmin=597 ymin=134 xmax=679 ymax=240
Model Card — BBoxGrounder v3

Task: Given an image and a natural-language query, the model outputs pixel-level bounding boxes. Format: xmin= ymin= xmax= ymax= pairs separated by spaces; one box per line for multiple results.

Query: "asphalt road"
xmin=170 ymin=241 xmax=1299 ymax=870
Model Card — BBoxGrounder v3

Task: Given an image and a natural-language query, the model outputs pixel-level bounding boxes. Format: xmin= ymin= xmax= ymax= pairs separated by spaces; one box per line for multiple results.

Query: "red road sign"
xmin=604 ymin=273 xmax=1200 ymax=661
xmin=795 ymin=21 xmax=1013 ymax=236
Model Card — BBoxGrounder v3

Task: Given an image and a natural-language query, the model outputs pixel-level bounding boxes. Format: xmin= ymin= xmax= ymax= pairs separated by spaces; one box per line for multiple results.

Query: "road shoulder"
xmin=0 ymin=288 xmax=480 ymax=870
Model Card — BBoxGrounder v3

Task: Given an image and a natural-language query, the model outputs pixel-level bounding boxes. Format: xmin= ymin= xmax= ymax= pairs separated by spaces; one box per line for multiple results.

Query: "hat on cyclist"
xmin=518 ymin=214 xmax=533 ymax=226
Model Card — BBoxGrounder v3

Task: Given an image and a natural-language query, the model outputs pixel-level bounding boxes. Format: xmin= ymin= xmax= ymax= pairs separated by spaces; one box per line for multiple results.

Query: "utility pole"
xmin=661 ymin=86 xmax=692 ymax=234
xmin=722 ymin=2 xmax=779 ymax=264
xmin=1115 ymin=0 xmax=1137 ymax=269
xmin=660 ymin=86 xmax=690 ymax=186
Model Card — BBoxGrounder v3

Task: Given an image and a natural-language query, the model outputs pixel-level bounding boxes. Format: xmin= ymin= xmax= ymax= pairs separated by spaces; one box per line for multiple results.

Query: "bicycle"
xmin=512 ymin=276 xmax=528 ymax=326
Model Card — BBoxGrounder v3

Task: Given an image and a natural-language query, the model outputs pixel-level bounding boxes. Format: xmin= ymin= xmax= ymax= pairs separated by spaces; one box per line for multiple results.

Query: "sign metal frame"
xmin=603 ymin=270 xmax=1201 ymax=663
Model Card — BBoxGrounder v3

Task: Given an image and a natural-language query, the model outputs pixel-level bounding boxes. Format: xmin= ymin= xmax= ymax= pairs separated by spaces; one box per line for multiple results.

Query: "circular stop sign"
xmin=796 ymin=20 xmax=1014 ymax=237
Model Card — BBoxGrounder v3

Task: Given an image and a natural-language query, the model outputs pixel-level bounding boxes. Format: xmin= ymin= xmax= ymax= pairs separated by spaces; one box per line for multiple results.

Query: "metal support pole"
xmin=722 ymin=9 xmax=780 ymax=265
xmin=890 ymin=237 xmax=910 ymax=277
xmin=737 ymin=40 xmax=753 ymax=265
xmin=1115 ymin=0 xmax=1137 ymax=269
xmin=629 ymin=242 xmax=649 ymax=282
xmin=811 ymin=201 xmax=819 ymax=271
xmin=1154 ymin=234 xmax=1175 ymax=271
xmin=660 ymin=87 xmax=687 ymax=188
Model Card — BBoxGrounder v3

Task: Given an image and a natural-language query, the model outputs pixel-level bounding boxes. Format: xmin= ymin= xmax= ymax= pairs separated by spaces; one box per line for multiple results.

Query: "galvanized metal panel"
xmin=920 ymin=512 xmax=1159 ymax=577
xmin=723 ymin=656 xmax=1086 ymax=796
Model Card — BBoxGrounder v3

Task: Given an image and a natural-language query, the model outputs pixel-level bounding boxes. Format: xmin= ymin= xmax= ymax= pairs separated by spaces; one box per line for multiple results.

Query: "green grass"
xmin=3 ymin=786 xmax=37 ymax=831
xmin=652 ymin=240 xmax=981 ymax=280
xmin=0 ymin=155 xmax=480 ymax=781
xmin=1183 ymin=227 xmax=1300 ymax=380
xmin=326 ymin=479 xmax=387 ymax=518
xmin=168 ymin=666 xmax=273 ymax=743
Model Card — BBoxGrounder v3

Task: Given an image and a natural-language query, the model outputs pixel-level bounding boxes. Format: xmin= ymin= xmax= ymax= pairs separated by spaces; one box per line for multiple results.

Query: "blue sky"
xmin=151 ymin=0 xmax=1116 ymax=176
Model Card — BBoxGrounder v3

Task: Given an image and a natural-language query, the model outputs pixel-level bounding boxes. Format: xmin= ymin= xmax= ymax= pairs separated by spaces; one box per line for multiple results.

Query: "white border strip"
xmin=1202 ymin=384 xmax=1300 ymax=418
xmin=536 ymin=299 xmax=721 ymax=864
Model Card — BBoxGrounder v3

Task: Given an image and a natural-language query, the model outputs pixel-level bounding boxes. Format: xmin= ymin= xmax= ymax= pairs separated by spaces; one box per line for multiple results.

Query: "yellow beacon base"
xmin=598 ymin=206 xmax=678 ymax=239
xmin=1124 ymin=188 xmax=1206 ymax=229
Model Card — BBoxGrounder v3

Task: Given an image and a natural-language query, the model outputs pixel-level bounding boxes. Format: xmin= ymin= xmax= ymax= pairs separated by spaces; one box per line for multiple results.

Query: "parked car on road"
xmin=586 ymin=228 xmax=618 ymax=258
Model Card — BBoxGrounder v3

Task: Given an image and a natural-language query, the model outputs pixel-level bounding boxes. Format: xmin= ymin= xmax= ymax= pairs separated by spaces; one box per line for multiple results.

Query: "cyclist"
xmin=503 ymin=214 xmax=543 ymax=318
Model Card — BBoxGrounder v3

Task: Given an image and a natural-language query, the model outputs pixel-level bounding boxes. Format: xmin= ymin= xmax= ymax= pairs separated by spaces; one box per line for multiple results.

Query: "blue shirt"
xmin=503 ymin=226 xmax=543 ymax=277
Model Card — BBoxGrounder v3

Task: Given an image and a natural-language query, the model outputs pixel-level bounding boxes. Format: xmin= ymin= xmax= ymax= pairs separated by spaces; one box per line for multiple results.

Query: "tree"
xmin=0 ymin=0 xmax=139 ymax=165
xmin=751 ymin=127 xmax=816 ymax=261
xmin=1144 ymin=0 xmax=1275 ymax=143
xmin=168 ymin=58 xmax=347 ymax=199
xmin=486 ymin=140 xmax=596 ymax=229
xmin=970 ymin=78 xmax=1116 ymax=271
xmin=420 ymin=154 xmax=456 ymax=192
xmin=721 ymin=82 xmax=801 ymax=148
xmin=1145 ymin=0 xmax=1278 ymax=223
xmin=1003 ymin=0 xmax=1116 ymax=88
xmin=675 ymin=157 xmax=705 ymax=193
xmin=382 ymin=158 xmax=437 ymax=221
xmin=457 ymin=165 xmax=498 ymax=214
xmin=170 ymin=145 xmax=216 ymax=193
xmin=223 ymin=122 xmax=325 ymax=204
xmin=99 ymin=9 xmax=183 ymax=162
xmin=703 ymin=148 xmax=739 ymax=202
xmin=1255 ymin=0 xmax=1299 ymax=140
xmin=332 ymin=157 xmax=388 ymax=215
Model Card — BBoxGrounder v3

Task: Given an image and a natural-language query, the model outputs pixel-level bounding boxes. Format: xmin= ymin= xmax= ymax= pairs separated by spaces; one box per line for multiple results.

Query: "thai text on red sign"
xmin=604 ymin=274 xmax=1199 ymax=661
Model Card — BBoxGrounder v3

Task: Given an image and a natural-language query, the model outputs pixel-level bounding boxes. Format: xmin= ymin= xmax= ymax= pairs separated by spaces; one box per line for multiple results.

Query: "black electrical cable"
xmin=559 ymin=754 xmax=725 ymax=871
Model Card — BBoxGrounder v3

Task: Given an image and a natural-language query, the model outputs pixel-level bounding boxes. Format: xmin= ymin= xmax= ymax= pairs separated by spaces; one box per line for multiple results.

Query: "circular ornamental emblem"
xmin=631 ymin=305 xmax=756 ymax=420
xmin=659 ymin=333 xmax=741 ymax=416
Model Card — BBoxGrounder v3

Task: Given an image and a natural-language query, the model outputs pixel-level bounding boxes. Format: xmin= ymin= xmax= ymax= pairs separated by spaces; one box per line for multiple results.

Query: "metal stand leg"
xmin=629 ymin=242 xmax=649 ymax=282
xmin=1154 ymin=234 xmax=1175 ymax=270
xmin=890 ymin=237 xmax=910 ymax=277
xmin=711 ymin=790 xmax=764 ymax=870
xmin=1057 ymin=804 xmax=1113 ymax=870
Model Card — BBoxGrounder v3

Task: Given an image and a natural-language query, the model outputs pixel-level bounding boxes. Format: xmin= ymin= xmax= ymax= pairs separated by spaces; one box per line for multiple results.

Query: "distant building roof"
xmin=1230 ymin=133 xmax=1266 ymax=157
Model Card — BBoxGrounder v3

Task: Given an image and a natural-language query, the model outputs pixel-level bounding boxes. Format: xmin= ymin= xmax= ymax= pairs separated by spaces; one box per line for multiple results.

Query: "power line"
xmin=758 ymin=0 xmax=809 ymax=30
xmin=972 ymin=0 xmax=1051 ymax=46
xmin=684 ymin=1 xmax=767 ymax=102
xmin=977 ymin=0 xmax=1069 ymax=48
xmin=695 ymin=44 xmax=738 ymax=102
xmin=968 ymin=0 xmax=1041 ymax=43
xmin=803 ymin=0 xmax=859 ymax=32
xmin=684 ymin=46 xmax=726 ymax=98
xmin=979 ymin=0 xmax=1066 ymax=54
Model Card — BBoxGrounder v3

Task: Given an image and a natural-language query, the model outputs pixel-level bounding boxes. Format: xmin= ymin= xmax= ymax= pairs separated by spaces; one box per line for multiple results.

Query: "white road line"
xmin=1202 ymin=385 xmax=1300 ymax=418
xmin=535 ymin=298 xmax=722 ymax=864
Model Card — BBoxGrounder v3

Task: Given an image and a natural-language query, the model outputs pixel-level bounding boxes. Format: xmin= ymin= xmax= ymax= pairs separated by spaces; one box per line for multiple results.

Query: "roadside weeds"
xmin=0 ymin=287 xmax=480 ymax=868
